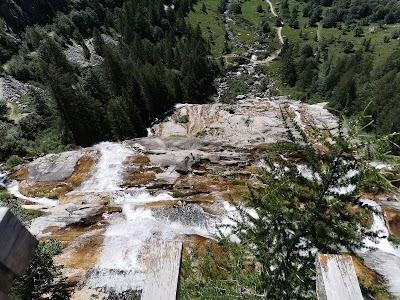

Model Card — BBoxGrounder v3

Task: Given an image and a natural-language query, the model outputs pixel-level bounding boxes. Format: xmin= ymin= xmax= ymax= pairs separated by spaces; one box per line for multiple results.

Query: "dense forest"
xmin=276 ymin=0 xmax=400 ymax=153
xmin=0 ymin=0 xmax=217 ymax=161
xmin=299 ymin=0 xmax=400 ymax=27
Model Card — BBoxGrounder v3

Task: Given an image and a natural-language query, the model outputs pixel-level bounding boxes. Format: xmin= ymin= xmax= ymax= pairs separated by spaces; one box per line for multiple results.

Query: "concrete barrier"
xmin=0 ymin=207 xmax=37 ymax=299
xmin=316 ymin=254 xmax=363 ymax=300
xmin=141 ymin=240 xmax=183 ymax=300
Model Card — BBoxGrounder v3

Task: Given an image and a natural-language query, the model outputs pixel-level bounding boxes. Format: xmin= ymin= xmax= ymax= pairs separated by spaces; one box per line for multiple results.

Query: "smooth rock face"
xmin=361 ymin=250 xmax=400 ymax=297
xmin=28 ymin=151 xmax=83 ymax=182
xmin=153 ymin=98 xmax=338 ymax=146
xmin=0 ymin=207 xmax=37 ymax=294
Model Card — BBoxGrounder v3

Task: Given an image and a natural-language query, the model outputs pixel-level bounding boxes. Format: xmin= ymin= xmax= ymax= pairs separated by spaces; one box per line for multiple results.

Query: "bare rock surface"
xmin=153 ymin=97 xmax=337 ymax=146
xmin=0 ymin=96 xmax=359 ymax=299
xmin=28 ymin=151 xmax=83 ymax=182
xmin=361 ymin=250 xmax=400 ymax=297
xmin=0 ymin=74 xmax=45 ymax=103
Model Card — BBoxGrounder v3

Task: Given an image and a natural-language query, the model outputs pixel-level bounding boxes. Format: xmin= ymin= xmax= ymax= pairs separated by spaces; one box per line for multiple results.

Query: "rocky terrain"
xmin=1 ymin=95 xmax=400 ymax=298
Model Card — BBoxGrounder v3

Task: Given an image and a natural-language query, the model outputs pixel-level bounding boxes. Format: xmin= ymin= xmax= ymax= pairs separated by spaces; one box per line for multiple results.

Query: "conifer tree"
xmin=223 ymin=111 xmax=396 ymax=299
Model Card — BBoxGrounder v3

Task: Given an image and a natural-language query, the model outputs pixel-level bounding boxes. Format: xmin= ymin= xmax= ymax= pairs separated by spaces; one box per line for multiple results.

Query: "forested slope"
xmin=0 ymin=0 xmax=217 ymax=161
xmin=270 ymin=0 xmax=400 ymax=153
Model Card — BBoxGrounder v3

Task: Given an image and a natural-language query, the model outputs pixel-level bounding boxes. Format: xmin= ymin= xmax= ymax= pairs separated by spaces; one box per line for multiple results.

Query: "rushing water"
xmin=75 ymin=142 xmax=134 ymax=193
xmin=0 ymin=170 xmax=57 ymax=207
xmin=357 ymin=199 xmax=400 ymax=296
xmin=2 ymin=140 xmax=399 ymax=295
xmin=66 ymin=142 xmax=220 ymax=292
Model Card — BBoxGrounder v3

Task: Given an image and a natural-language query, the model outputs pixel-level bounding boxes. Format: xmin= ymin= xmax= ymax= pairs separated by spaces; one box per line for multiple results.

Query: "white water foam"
xmin=0 ymin=172 xmax=57 ymax=206
xmin=359 ymin=199 xmax=400 ymax=257
xmin=76 ymin=141 xmax=134 ymax=193
xmin=6 ymin=180 xmax=58 ymax=206
xmin=87 ymin=190 xmax=214 ymax=292
xmin=75 ymin=142 xmax=219 ymax=292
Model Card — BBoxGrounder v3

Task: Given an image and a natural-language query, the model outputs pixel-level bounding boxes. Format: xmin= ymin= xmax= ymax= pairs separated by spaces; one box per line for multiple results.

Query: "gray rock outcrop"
xmin=28 ymin=151 xmax=83 ymax=182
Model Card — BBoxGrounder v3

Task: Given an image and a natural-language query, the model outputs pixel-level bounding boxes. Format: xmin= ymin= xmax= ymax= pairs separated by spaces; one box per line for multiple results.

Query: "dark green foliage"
xmin=0 ymin=99 xmax=7 ymax=118
xmin=0 ymin=121 xmax=23 ymax=161
xmin=0 ymin=190 xmax=41 ymax=224
xmin=302 ymin=0 xmax=400 ymax=26
xmin=201 ymin=2 xmax=207 ymax=13
xmin=4 ymin=154 xmax=25 ymax=170
xmin=260 ymin=20 xmax=271 ymax=34
xmin=0 ymin=0 xmax=68 ymax=30
xmin=231 ymin=1 xmax=242 ymax=14
xmin=218 ymin=0 xmax=226 ymax=14
xmin=0 ymin=0 xmax=217 ymax=152
xmin=10 ymin=239 xmax=70 ymax=300
xmin=181 ymin=114 xmax=395 ymax=299
xmin=280 ymin=41 xmax=298 ymax=87
xmin=231 ymin=120 xmax=367 ymax=299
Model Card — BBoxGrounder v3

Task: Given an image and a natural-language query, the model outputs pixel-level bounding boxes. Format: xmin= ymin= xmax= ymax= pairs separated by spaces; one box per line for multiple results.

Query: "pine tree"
xmin=223 ymin=111 xmax=395 ymax=299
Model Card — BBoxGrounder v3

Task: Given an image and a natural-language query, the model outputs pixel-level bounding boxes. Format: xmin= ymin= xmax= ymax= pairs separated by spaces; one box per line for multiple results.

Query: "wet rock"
xmin=361 ymin=250 xmax=400 ymax=297
xmin=152 ymin=203 xmax=216 ymax=227
xmin=29 ymin=203 xmax=103 ymax=237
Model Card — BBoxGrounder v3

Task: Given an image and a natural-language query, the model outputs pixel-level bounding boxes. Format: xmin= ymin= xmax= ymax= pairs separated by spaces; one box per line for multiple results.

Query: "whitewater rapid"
xmin=73 ymin=142 xmax=218 ymax=292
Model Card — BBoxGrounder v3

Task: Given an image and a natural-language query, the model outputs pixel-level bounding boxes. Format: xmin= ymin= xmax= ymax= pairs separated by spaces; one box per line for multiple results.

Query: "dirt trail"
xmin=266 ymin=0 xmax=278 ymax=17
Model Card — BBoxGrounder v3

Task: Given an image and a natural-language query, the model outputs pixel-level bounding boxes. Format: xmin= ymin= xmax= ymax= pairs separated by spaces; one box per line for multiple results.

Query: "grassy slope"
xmin=186 ymin=0 xmax=281 ymax=56
xmin=265 ymin=0 xmax=400 ymax=98
xmin=186 ymin=0 xmax=227 ymax=57
xmin=272 ymin=0 xmax=400 ymax=66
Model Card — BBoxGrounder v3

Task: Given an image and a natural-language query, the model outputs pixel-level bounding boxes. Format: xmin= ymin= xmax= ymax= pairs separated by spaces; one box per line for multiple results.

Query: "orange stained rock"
xmin=352 ymin=255 xmax=387 ymax=287
xmin=383 ymin=208 xmax=400 ymax=237
xmin=9 ymin=166 xmax=29 ymax=181
xmin=122 ymin=171 xmax=156 ymax=187
xmin=66 ymin=154 xmax=98 ymax=187
xmin=123 ymin=155 xmax=150 ymax=166
xmin=54 ymin=229 xmax=105 ymax=284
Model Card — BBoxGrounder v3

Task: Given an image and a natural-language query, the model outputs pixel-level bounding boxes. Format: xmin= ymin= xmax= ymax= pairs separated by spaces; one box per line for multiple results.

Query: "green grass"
xmin=229 ymin=20 xmax=259 ymax=45
xmin=241 ymin=0 xmax=271 ymax=27
xmin=7 ymin=101 xmax=20 ymax=121
xmin=263 ymin=0 xmax=400 ymax=101
xmin=186 ymin=0 xmax=226 ymax=57
xmin=269 ymin=0 xmax=400 ymax=67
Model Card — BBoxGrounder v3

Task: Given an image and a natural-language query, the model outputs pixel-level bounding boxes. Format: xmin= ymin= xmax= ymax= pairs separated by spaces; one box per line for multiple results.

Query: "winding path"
xmin=251 ymin=1 xmax=284 ymax=65
xmin=266 ymin=0 xmax=278 ymax=17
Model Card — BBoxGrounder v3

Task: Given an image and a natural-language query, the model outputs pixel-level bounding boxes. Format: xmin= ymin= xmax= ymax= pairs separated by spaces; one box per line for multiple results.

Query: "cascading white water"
xmin=71 ymin=141 xmax=219 ymax=292
xmin=0 ymin=171 xmax=57 ymax=206
xmin=359 ymin=199 xmax=400 ymax=257
xmin=358 ymin=199 xmax=400 ymax=296
xmin=76 ymin=142 xmax=134 ymax=193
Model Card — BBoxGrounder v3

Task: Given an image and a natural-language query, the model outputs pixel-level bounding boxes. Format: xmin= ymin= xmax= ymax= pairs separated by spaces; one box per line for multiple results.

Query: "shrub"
xmin=4 ymin=155 xmax=25 ymax=170
xmin=177 ymin=115 xmax=189 ymax=123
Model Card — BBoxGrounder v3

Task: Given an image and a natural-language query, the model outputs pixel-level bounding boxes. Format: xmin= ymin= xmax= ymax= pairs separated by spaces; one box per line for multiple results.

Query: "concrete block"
xmin=0 ymin=207 xmax=37 ymax=276
xmin=316 ymin=254 xmax=363 ymax=300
